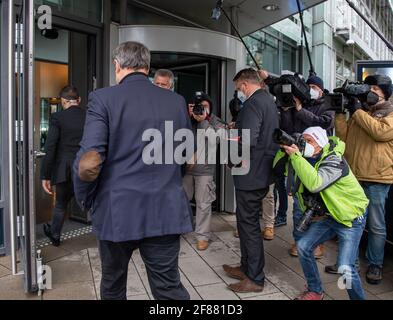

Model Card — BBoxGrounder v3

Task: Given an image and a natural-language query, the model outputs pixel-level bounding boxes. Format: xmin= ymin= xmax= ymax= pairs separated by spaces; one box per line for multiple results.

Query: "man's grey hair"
xmin=112 ymin=41 xmax=151 ymax=70
xmin=154 ymin=69 xmax=175 ymax=86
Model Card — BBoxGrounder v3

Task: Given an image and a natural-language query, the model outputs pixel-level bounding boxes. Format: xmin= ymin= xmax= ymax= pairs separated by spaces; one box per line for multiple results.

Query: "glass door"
xmin=0 ymin=0 xmax=37 ymax=292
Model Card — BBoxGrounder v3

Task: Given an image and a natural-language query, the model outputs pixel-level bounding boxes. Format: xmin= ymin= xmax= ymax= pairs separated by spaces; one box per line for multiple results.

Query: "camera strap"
xmin=287 ymin=163 xmax=295 ymax=196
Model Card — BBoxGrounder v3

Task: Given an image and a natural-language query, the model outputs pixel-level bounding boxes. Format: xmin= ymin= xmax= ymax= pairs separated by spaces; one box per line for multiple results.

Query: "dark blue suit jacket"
xmin=234 ymin=89 xmax=279 ymax=191
xmin=73 ymin=73 xmax=194 ymax=242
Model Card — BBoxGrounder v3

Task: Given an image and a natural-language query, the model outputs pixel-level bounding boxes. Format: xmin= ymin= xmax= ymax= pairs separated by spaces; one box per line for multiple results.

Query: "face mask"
xmin=303 ymin=143 xmax=315 ymax=158
xmin=237 ymin=91 xmax=247 ymax=104
xmin=367 ymin=91 xmax=382 ymax=106
xmin=310 ymin=88 xmax=320 ymax=100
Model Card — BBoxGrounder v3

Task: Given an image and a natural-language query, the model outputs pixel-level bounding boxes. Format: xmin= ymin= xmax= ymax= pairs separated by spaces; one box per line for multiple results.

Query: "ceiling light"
xmin=263 ymin=4 xmax=280 ymax=11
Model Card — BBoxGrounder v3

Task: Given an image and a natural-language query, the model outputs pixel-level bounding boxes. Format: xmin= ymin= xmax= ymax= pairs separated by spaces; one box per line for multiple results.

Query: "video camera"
xmin=324 ymin=80 xmax=371 ymax=113
xmin=267 ymin=74 xmax=311 ymax=109
xmin=273 ymin=129 xmax=306 ymax=153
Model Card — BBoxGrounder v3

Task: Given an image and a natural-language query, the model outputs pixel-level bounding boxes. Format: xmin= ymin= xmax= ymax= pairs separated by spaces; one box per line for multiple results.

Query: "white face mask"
xmin=310 ymin=88 xmax=320 ymax=100
xmin=303 ymin=143 xmax=315 ymax=158
xmin=238 ymin=91 xmax=247 ymax=103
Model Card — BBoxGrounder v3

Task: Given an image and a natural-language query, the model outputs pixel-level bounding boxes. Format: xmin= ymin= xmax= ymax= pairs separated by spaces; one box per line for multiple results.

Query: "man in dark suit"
xmin=223 ymin=68 xmax=279 ymax=293
xmin=73 ymin=41 xmax=193 ymax=300
xmin=41 ymin=86 xmax=86 ymax=247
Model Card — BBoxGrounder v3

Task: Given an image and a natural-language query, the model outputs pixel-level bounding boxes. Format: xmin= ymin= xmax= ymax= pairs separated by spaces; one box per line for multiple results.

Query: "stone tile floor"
xmin=1 ymin=213 xmax=393 ymax=300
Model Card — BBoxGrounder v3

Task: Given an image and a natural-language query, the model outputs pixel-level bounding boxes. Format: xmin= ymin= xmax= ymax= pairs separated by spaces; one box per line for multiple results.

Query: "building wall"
xmin=243 ymin=0 xmax=393 ymax=91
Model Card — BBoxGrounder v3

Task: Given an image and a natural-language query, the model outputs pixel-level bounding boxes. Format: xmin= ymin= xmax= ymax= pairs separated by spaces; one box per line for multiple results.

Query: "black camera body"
xmin=192 ymin=92 xmax=206 ymax=116
xmin=267 ymin=74 xmax=311 ymax=109
xmin=296 ymin=196 xmax=325 ymax=233
xmin=273 ymin=129 xmax=306 ymax=153
xmin=325 ymin=80 xmax=371 ymax=113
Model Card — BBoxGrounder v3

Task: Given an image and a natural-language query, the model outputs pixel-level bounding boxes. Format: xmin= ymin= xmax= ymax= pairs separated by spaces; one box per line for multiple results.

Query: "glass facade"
xmin=244 ymin=28 xmax=298 ymax=75
xmin=34 ymin=0 xmax=103 ymax=23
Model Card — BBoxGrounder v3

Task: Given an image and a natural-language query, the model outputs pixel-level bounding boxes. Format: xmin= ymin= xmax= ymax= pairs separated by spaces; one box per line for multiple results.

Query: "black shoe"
xmin=43 ymin=224 xmax=60 ymax=247
xmin=366 ymin=264 xmax=383 ymax=285
xmin=325 ymin=264 xmax=361 ymax=275
xmin=325 ymin=264 xmax=339 ymax=274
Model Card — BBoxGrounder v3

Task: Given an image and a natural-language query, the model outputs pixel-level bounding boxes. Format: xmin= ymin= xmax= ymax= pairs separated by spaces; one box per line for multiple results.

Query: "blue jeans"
xmin=292 ymin=195 xmax=304 ymax=242
xmin=297 ymin=214 xmax=367 ymax=300
xmin=362 ymin=182 xmax=391 ymax=267
xmin=274 ymin=176 xmax=288 ymax=221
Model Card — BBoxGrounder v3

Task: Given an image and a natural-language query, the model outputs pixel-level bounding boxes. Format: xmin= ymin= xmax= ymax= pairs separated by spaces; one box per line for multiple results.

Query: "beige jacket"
xmin=335 ymin=101 xmax=393 ymax=184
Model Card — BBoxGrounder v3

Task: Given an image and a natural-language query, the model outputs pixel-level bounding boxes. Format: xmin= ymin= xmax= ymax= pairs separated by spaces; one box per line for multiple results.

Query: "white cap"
xmin=303 ymin=127 xmax=329 ymax=148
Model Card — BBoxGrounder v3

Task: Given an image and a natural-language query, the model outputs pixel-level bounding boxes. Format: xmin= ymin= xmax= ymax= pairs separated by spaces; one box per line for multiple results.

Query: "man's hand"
xmin=42 ymin=180 xmax=53 ymax=195
xmin=282 ymin=144 xmax=300 ymax=156
xmin=189 ymin=103 xmax=208 ymax=122
xmin=227 ymin=122 xmax=236 ymax=129
xmin=347 ymin=97 xmax=362 ymax=115
xmin=294 ymin=96 xmax=302 ymax=111
xmin=193 ymin=111 xmax=208 ymax=122
xmin=258 ymin=70 xmax=269 ymax=81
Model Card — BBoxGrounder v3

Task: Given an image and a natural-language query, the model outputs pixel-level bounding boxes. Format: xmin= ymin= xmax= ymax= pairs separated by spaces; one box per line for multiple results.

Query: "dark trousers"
xmin=235 ymin=188 xmax=269 ymax=286
xmin=51 ymin=181 xmax=74 ymax=239
xmin=274 ymin=175 xmax=288 ymax=221
xmin=99 ymin=235 xmax=190 ymax=300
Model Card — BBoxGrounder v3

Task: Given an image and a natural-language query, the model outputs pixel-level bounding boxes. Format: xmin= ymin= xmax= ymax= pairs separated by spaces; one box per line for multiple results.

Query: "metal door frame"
xmin=18 ymin=0 xmax=38 ymax=292
xmin=0 ymin=0 xmax=15 ymax=258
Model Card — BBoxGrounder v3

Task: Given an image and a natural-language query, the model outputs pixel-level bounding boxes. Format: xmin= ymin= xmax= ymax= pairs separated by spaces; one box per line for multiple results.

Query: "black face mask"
xmin=367 ymin=91 xmax=382 ymax=106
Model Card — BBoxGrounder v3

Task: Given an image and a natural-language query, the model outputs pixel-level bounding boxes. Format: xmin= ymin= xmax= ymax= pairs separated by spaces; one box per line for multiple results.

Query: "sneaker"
xmin=366 ymin=264 xmax=383 ymax=285
xmin=295 ymin=290 xmax=324 ymax=300
xmin=263 ymin=227 xmax=274 ymax=241
xmin=274 ymin=217 xmax=287 ymax=227
xmin=43 ymin=224 xmax=60 ymax=247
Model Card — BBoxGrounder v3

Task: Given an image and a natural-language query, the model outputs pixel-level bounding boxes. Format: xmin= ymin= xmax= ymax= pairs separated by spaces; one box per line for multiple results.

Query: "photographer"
xmin=184 ymin=92 xmax=226 ymax=251
xmin=268 ymin=74 xmax=335 ymax=136
xmin=267 ymin=72 xmax=334 ymax=257
xmin=334 ymin=74 xmax=393 ymax=285
xmin=276 ymin=127 xmax=369 ymax=300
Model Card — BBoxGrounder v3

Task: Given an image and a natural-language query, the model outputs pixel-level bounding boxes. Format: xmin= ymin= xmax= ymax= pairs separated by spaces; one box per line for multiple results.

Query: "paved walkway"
xmin=1 ymin=213 xmax=393 ymax=300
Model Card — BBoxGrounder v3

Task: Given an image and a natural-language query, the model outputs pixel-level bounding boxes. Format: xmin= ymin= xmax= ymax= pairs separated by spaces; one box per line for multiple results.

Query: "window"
xmin=244 ymin=30 xmax=297 ymax=75
xmin=344 ymin=61 xmax=353 ymax=79
xmin=263 ymin=34 xmax=279 ymax=74
xmin=336 ymin=78 xmax=344 ymax=88
xmin=336 ymin=56 xmax=344 ymax=76
xmin=34 ymin=0 xmax=103 ymax=23
xmin=282 ymin=43 xmax=297 ymax=72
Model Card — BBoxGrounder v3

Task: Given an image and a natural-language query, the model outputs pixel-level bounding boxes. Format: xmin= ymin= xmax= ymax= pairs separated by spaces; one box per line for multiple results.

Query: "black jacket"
xmin=280 ymin=98 xmax=335 ymax=136
xmin=234 ymin=89 xmax=280 ymax=191
xmin=41 ymin=106 xmax=86 ymax=185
